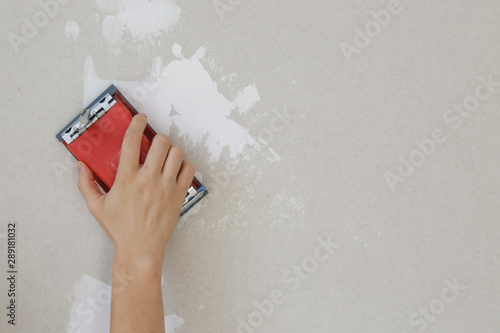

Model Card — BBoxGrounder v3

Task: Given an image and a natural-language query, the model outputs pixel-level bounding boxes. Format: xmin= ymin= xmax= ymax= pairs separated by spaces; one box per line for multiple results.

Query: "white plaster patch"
xmin=165 ymin=314 xmax=185 ymax=333
xmin=83 ymin=46 xmax=267 ymax=163
xmin=232 ymin=84 xmax=261 ymax=114
xmin=102 ymin=15 xmax=123 ymax=45
xmin=65 ymin=20 xmax=80 ymax=41
xmin=67 ymin=274 xmax=111 ymax=333
xmin=68 ymin=274 xmax=184 ymax=333
xmin=96 ymin=0 xmax=181 ymax=44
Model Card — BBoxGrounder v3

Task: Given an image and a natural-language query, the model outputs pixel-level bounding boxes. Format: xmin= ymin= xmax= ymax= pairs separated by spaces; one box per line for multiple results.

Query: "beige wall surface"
xmin=0 ymin=0 xmax=499 ymax=332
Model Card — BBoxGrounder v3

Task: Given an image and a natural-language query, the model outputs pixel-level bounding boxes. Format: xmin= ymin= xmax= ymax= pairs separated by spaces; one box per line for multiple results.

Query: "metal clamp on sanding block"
xmin=56 ymin=85 xmax=208 ymax=216
xmin=61 ymin=94 xmax=117 ymax=144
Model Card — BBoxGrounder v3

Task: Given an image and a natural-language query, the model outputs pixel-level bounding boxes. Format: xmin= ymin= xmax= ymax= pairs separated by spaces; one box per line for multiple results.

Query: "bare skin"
xmin=77 ymin=113 xmax=194 ymax=333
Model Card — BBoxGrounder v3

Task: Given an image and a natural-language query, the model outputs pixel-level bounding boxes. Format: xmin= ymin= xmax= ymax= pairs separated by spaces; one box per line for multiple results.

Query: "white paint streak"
xmin=83 ymin=46 xmax=267 ymax=162
xmin=171 ymin=43 xmax=184 ymax=59
xmin=164 ymin=314 xmax=185 ymax=333
xmin=219 ymin=70 xmax=238 ymax=83
xmin=97 ymin=0 xmax=181 ymax=43
xmin=269 ymin=191 xmax=305 ymax=219
xmin=68 ymin=274 xmax=111 ymax=332
xmin=68 ymin=274 xmax=184 ymax=333
xmin=264 ymin=146 xmax=282 ymax=162
xmin=102 ymin=15 xmax=123 ymax=45
xmin=232 ymin=84 xmax=261 ymax=114
xmin=65 ymin=20 xmax=80 ymax=41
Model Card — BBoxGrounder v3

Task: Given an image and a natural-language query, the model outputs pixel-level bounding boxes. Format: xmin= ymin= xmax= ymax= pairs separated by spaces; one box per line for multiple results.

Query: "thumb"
xmin=77 ymin=161 xmax=103 ymax=214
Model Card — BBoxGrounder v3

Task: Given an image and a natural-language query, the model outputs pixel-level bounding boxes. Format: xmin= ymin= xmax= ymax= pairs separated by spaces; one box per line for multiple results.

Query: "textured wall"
xmin=0 ymin=0 xmax=499 ymax=332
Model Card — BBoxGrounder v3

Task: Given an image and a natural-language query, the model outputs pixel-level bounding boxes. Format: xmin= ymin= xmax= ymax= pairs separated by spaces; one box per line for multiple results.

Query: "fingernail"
xmin=138 ymin=112 xmax=147 ymax=118
xmin=77 ymin=161 xmax=82 ymax=172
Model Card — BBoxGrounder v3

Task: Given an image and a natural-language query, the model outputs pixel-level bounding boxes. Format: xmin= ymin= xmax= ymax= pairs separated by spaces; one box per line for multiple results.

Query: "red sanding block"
xmin=56 ymin=85 xmax=207 ymax=216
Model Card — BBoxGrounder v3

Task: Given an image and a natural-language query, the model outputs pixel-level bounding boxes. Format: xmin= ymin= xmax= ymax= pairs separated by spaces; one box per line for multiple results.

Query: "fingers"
xmin=77 ymin=161 xmax=103 ymax=214
xmin=143 ymin=134 xmax=171 ymax=175
xmin=116 ymin=115 xmax=192 ymax=188
xmin=162 ymin=145 xmax=185 ymax=183
xmin=117 ymin=114 xmax=148 ymax=176
xmin=177 ymin=160 xmax=195 ymax=190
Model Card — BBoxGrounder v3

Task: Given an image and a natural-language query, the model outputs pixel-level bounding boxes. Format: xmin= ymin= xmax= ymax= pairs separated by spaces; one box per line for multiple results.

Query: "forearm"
xmin=110 ymin=251 xmax=165 ymax=333
xmin=76 ymin=115 xmax=194 ymax=333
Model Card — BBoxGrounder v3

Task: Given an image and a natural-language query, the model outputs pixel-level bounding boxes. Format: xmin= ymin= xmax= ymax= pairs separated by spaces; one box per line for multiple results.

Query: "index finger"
xmin=117 ymin=114 xmax=148 ymax=177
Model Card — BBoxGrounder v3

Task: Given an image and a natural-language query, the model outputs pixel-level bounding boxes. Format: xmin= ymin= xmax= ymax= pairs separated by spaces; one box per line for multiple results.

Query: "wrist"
xmin=112 ymin=248 xmax=163 ymax=284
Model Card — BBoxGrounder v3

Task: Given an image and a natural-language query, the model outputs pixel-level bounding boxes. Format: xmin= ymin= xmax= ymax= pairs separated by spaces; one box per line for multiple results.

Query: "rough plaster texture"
xmin=0 ymin=0 xmax=499 ymax=332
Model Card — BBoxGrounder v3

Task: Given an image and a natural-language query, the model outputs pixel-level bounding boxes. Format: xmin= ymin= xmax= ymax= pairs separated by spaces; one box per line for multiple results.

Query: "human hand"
xmin=76 ymin=113 xmax=195 ymax=271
